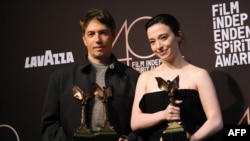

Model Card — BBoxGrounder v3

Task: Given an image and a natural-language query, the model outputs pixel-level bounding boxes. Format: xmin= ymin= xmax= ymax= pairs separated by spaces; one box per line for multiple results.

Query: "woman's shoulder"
xmin=184 ymin=64 xmax=212 ymax=89
xmin=185 ymin=64 xmax=209 ymax=76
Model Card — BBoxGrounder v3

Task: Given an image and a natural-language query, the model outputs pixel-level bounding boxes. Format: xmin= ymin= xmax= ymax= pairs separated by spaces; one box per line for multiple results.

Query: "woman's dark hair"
xmin=145 ymin=14 xmax=181 ymax=36
xmin=80 ymin=8 xmax=116 ymax=36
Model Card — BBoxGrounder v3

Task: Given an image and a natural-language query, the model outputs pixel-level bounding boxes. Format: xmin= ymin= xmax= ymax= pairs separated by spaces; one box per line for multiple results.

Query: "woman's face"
xmin=147 ymin=23 xmax=181 ymax=62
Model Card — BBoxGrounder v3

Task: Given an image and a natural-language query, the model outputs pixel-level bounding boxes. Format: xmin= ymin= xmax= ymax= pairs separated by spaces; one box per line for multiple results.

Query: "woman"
xmin=130 ymin=14 xmax=223 ymax=141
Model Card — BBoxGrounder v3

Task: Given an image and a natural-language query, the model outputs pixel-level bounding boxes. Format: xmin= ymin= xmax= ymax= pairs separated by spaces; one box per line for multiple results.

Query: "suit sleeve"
xmin=41 ymin=71 xmax=71 ymax=141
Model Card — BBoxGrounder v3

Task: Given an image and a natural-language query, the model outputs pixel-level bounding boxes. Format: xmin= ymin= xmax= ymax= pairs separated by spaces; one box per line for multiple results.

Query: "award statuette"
xmin=155 ymin=75 xmax=187 ymax=141
xmin=92 ymin=83 xmax=116 ymax=135
xmin=72 ymin=86 xmax=93 ymax=138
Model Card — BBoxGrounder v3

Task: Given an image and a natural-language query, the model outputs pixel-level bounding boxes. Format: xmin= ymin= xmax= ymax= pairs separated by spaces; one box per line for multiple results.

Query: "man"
xmin=41 ymin=8 xmax=139 ymax=141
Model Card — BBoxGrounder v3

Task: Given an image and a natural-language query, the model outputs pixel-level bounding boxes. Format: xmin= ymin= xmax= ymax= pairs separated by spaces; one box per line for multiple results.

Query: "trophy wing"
xmin=72 ymin=86 xmax=83 ymax=100
xmin=92 ymin=83 xmax=104 ymax=98
xmin=171 ymin=75 xmax=179 ymax=91
xmin=155 ymin=75 xmax=180 ymax=92
xmin=155 ymin=77 xmax=170 ymax=91
xmin=104 ymin=86 xmax=113 ymax=98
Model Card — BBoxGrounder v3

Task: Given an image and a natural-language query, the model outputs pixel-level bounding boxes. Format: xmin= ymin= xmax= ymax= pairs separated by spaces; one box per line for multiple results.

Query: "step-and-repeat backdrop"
xmin=1 ymin=0 xmax=249 ymax=140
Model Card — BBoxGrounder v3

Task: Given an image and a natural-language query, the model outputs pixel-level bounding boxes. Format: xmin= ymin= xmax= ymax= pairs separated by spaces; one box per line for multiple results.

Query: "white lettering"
xmin=66 ymin=52 xmax=74 ymax=63
xmin=215 ymin=52 xmax=250 ymax=67
xmin=24 ymin=50 xmax=74 ymax=68
xmin=228 ymin=129 xmax=235 ymax=136
xmin=44 ymin=50 xmax=54 ymax=66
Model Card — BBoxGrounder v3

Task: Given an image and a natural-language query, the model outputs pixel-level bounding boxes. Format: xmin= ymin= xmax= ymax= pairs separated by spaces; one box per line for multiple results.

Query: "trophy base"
xmin=162 ymin=122 xmax=187 ymax=141
xmin=73 ymin=125 xmax=118 ymax=141
xmin=98 ymin=125 xmax=116 ymax=135
xmin=73 ymin=127 xmax=93 ymax=138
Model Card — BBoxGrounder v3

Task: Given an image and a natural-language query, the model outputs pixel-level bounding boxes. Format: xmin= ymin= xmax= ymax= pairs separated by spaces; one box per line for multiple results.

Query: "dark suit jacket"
xmin=41 ymin=54 xmax=139 ymax=141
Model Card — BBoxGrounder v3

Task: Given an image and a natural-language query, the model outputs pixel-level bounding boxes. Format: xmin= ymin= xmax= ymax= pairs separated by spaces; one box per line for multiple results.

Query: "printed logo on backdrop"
xmin=24 ymin=16 xmax=162 ymax=71
xmin=24 ymin=50 xmax=74 ymax=68
xmin=212 ymin=1 xmax=250 ymax=67
xmin=238 ymin=107 xmax=250 ymax=125
xmin=113 ymin=16 xmax=162 ymax=73
xmin=0 ymin=124 xmax=20 ymax=141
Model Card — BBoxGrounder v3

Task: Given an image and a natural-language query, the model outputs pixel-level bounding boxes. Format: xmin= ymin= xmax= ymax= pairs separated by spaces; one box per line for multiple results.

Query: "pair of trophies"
xmin=72 ymin=83 xmax=118 ymax=141
xmin=73 ymin=75 xmax=186 ymax=141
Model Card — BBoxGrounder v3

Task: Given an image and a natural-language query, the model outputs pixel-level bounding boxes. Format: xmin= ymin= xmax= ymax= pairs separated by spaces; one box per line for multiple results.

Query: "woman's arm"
xmin=190 ymin=69 xmax=223 ymax=141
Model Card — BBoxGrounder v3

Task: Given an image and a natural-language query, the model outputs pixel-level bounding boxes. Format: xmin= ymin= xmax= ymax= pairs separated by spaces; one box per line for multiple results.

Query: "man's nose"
xmin=94 ymin=34 xmax=102 ymax=43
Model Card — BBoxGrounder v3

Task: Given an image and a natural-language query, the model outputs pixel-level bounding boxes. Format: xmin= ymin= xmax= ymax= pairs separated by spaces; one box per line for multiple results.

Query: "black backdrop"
xmin=1 ymin=0 xmax=249 ymax=140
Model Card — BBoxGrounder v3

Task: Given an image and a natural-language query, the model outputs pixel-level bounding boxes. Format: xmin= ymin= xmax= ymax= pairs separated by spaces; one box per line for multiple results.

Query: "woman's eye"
xmin=161 ymin=36 xmax=167 ymax=40
xmin=149 ymin=40 xmax=155 ymax=45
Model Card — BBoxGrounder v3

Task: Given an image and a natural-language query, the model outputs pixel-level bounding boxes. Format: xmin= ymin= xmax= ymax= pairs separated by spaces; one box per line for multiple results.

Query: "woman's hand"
xmin=164 ymin=100 xmax=182 ymax=121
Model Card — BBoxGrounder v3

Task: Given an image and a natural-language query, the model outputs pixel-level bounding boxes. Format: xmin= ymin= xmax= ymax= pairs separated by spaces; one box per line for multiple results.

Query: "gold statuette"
xmin=155 ymin=75 xmax=187 ymax=141
xmin=72 ymin=86 xmax=93 ymax=137
xmin=92 ymin=83 xmax=116 ymax=135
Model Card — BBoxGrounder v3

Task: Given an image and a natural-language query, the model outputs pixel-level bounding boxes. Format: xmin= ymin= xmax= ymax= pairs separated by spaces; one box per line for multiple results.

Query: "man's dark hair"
xmin=80 ymin=8 xmax=116 ymax=36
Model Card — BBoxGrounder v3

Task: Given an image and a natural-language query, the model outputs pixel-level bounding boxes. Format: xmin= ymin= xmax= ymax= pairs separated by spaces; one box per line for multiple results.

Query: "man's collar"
xmin=79 ymin=53 xmax=125 ymax=72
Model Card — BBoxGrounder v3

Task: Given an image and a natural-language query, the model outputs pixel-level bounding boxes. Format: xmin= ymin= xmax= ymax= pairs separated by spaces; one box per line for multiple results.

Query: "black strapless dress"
xmin=136 ymin=89 xmax=206 ymax=141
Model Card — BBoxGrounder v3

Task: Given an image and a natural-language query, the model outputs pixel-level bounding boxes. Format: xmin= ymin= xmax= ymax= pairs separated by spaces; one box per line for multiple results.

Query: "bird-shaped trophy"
xmin=72 ymin=86 xmax=94 ymax=138
xmin=92 ymin=83 xmax=116 ymax=135
xmin=155 ymin=75 xmax=187 ymax=141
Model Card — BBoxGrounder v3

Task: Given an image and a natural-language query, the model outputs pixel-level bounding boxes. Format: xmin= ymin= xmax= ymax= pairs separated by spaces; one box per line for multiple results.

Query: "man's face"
xmin=82 ymin=18 xmax=114 ymax=61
